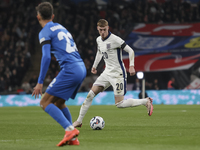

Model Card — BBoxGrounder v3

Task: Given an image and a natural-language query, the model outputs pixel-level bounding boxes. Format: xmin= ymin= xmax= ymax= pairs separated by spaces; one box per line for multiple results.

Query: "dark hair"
xmin=36 ymin=2 xmax=53 ymax=20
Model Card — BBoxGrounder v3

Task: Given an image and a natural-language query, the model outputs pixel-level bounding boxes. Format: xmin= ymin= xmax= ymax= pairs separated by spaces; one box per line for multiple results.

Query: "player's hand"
xmin=32 ymin=83 xmax=43 ymax=98
xmin=91 ymin=67 xmax=97 ymax=74
xmin=129 ymin=66 xmax=135 ymax=76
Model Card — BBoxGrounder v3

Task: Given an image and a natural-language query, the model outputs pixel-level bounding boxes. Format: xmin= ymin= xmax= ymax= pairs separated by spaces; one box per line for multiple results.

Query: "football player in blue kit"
xmin=32 ymin=2 xmax=86 ymax=147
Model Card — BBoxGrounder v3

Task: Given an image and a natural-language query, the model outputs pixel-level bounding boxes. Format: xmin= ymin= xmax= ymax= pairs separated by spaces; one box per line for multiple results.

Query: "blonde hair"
xmin=97 ymin=19 xmax=108 ymax=27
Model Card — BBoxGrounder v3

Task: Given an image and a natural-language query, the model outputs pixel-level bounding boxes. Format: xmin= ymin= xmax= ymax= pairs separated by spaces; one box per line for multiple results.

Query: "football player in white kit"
xmin=73 ymin=19 xmax=153 ymax=128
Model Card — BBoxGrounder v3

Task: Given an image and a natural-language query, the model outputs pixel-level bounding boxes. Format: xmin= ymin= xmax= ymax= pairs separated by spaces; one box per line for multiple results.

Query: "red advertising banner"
xmin=124 ymin=23 xmax=200 ymax=72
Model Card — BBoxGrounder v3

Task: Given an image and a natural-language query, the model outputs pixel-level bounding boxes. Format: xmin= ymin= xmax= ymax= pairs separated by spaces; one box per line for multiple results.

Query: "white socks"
xmin=77 ymin=90 xmax=95 ymax=123
xmin=116 ymin=98 xmax=148 ymax=108
xmin=65 ymin=125 xmax=74 ymax=131
xmin=76 ymin=90 xmax=147 ymax=122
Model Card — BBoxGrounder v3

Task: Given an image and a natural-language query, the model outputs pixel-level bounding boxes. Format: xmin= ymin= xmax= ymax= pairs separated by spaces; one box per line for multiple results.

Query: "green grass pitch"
xmin=0 ymin=105 xmax=200 ymax=150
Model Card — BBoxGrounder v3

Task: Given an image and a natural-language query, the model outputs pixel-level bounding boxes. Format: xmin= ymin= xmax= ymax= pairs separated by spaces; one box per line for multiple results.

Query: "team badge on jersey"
xmin=107 ymin=43 xmax=111 ymax=49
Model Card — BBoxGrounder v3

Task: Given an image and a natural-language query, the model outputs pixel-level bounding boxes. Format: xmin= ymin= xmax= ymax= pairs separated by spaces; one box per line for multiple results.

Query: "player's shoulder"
xmin=48 ymin=22 xmax=66 ymax=32
xmin=109 ymin=33 xmax=124 ymax=46
xmin=96 ymin=36 xmax=101 ymax=43
xmin=40 ymin=22 xmax=64 ymax=35
xmin=110 ymin=33 xmax=122 ymax=41
xmin=39 ymin=23 xmax=53 ymax=37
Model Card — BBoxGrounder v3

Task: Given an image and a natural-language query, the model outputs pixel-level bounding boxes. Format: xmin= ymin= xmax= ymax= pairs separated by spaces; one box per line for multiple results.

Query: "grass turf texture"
xmin=0 ymin=105 xmax=200 ymax=150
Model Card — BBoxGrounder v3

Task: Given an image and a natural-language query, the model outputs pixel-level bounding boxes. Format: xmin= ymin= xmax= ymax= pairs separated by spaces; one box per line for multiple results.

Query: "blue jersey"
xmin=38 ymin=21 xmax=86 ymax=100
xmin=39 ymin=21 xmax=82 ymax=68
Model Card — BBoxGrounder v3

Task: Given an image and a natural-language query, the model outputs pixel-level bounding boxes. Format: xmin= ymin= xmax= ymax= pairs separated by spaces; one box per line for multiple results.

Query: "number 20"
xmin=116 ymin=83 xmax=123 ymax=90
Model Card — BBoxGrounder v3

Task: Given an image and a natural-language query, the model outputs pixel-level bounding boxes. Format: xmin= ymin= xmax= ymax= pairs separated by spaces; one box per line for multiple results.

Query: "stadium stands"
xmin=0 ymin=0 xmax=200 ymax=94
xmin=0 ymin=1 xmax=40 ymax=94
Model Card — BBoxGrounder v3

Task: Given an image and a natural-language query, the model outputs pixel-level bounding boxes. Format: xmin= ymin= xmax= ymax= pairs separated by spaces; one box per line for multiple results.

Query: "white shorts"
xmin=93 ymin=72 xmax=127 ymax=96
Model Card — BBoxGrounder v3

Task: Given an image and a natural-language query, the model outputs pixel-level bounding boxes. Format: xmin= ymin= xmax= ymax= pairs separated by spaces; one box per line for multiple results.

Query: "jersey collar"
xmin=43 ymin=21 xmax=53 ymax=29
xmin=102 ymin=31 xmax=111 ymax=41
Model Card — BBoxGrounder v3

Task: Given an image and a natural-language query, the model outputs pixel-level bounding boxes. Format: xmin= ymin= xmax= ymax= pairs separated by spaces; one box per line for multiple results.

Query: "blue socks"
xmin=61 ymin=107 xmax=72 ymax=124
xmin=45 ymin=103 xmax=71 ymax=129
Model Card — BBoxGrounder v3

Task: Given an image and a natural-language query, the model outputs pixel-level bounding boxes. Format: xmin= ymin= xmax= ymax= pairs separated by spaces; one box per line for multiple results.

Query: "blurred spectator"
xmin=21 ymin=81 xmax=32 ymax=94
xmin=152 ymin=79 xmax=160 ymax=90
xmin=4 ymin=67 xmax=12 ymax=77
xmin=145 ymin=81 xmax=153 ymax=90
xmin=167 ymin=77 xmax=179 ymax=89
xmin=44 ymin=74 xmax=52 ymax=87
xmin=79 ymin=76 xmax=97 ymax=92
xmin=168 ymin=77 xmax=175 ymax=89
xmin=132 ymin=78 xmax=141 ymax=91
xmin=29 ymin=75 xmax=38 ymax=88
xmin=4 ymin=72 xmax=12 ymax=91
xmin=0 ymin=76 xmax=6 ymax=92
xmin=10 ymin=69 xmax=20 ymax=88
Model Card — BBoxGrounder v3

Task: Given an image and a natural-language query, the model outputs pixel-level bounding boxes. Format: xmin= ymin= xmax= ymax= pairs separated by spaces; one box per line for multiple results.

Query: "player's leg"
xmin=115 ymin=95 xmax=153 ymax=116
xmin=115 ymin=96 xmax=153 ymax=116
xmin=54 ymin=102 xmax=81 ymax=146
xmin=41 ymin=93 xmax=79 ymax=146
xmin=73 ymin=73 xmax=110 ymax=127
xmin=115 ymin=95 xmax=150 ymax=107
xmin=40 ymin=93 xmax=75 ymax=130
xmin=54 ymin=99 xmax=72 ymax=124
xmin=111 ymin=77 xmax=153 ymax=116
xmin=45 ymin=66 xmax=86 ymax=146
xmin=73 ymin=85 xmax=104 ymax=127
xmin=54 ymin=99 xmax=79 ymax=145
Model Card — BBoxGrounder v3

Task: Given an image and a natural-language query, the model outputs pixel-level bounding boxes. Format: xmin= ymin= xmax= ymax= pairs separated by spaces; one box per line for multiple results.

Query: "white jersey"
xmin=96 ymin=33 xmax=127 ymax=78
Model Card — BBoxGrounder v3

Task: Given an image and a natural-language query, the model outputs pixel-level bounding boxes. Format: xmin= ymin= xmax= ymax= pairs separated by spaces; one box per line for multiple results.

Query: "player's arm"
xmin=32 ymin=43 xmax=51 ymax=98
xmin=91 ymin=50 xmax=103 ymax=74
xmin=122 ymin=43 xmax=135 ymax=76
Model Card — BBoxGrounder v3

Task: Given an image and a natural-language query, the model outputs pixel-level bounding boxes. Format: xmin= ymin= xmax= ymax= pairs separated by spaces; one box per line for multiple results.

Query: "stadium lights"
xmin=136 ymin=71 xmax=144 ymax=79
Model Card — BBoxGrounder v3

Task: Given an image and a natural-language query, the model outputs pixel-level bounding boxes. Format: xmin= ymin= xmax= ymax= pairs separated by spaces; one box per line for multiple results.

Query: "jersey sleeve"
xmin=37 ymin=28 xmax=52 ymax=84
xmin=37 ymin=44 xmax=51 ymax=84
xmin=93 ymin=38 xmax=103 ymax=68
xmin=39 ymin=29 xmax=51 ymax=46
xmin=114 ymin=35 xmax=126 ymax=48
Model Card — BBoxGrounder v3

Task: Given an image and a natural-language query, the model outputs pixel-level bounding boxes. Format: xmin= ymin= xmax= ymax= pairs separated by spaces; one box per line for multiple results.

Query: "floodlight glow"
xmin=137 ymin=72 xmax=144 ymax=79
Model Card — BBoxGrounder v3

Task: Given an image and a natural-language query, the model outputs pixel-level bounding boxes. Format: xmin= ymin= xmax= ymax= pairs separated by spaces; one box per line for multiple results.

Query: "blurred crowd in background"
xmin=0 ymin=0 xmax=200 ymax=94
xmin=0 ymin=0 xmax=40 ymax=93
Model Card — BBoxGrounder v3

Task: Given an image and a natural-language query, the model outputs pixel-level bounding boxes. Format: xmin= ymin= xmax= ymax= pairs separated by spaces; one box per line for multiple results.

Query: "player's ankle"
xmin=65 ymin=125 xmax=74 ymax=131
xmin=76 ymin=120 xmax=82 ymax=124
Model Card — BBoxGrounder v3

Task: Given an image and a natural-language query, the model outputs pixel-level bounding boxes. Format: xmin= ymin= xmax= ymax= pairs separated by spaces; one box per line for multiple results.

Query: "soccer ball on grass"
xmin=90 ymin=116 xmax=105 ymax=130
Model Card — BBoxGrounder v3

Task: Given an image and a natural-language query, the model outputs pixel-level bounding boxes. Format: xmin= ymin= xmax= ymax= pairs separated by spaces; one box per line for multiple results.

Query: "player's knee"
xmin=115 ymin=101 xmax=125 ymax=108
xmin=91 ymin=86 xmax=102 ymax=95
xmin=40 ymin=100 xmax=45 ymax=110
xmin=86 ymin=90 xmax=96 ymax=102
xmin=40 ymin=98 xmax=50 ymax=110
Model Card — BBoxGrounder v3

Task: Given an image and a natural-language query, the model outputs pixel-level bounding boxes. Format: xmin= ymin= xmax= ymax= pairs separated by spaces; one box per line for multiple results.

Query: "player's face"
xmin=97 ymin=26 xmax=109 ymax=40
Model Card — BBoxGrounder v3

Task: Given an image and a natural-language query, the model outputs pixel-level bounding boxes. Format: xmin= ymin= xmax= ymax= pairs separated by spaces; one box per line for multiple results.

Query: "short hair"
xmin=36 ymin=2 xmax=53 ymax=20
xmin=97 ymin=19 xmax=109 ymax=27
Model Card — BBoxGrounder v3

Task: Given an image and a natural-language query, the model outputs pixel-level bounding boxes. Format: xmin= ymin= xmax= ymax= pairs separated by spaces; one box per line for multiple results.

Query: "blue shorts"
xmin=46 ymin=62 xmax=86 ymax=101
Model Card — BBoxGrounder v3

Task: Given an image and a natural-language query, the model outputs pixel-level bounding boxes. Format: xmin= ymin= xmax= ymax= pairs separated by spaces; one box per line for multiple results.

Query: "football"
xmin=90 ymin=116 xmax=105 ymax=130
